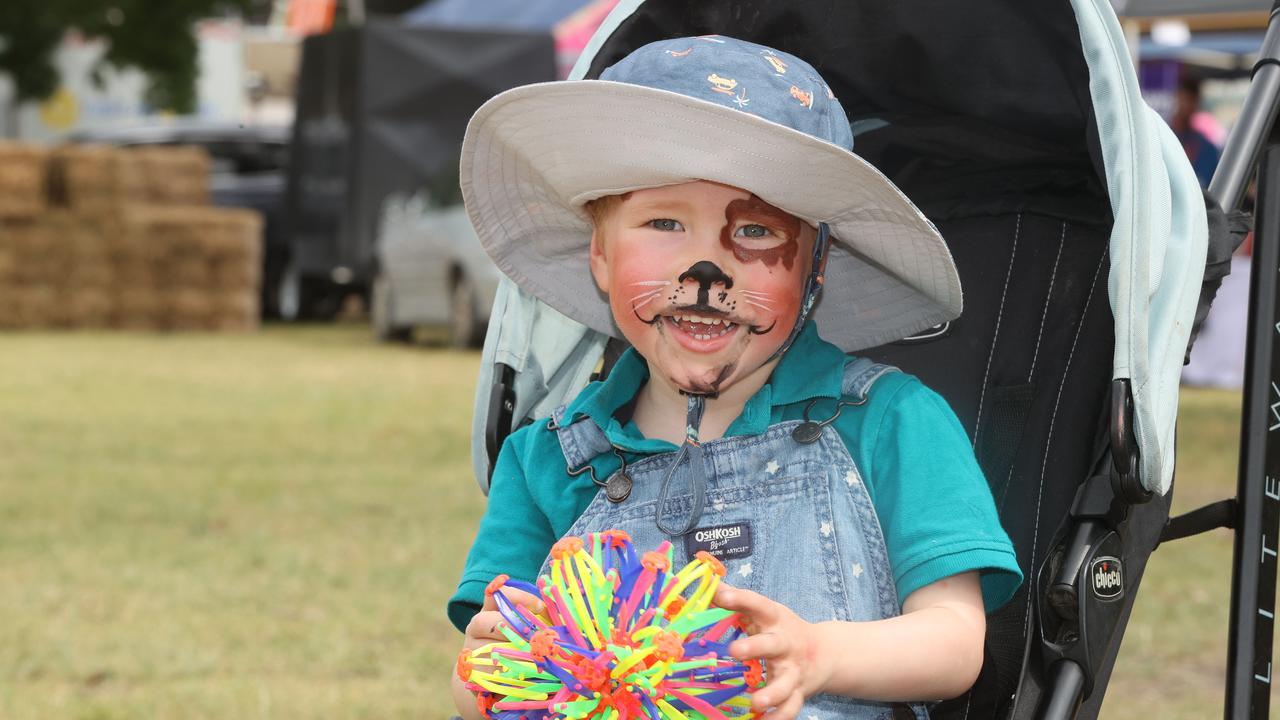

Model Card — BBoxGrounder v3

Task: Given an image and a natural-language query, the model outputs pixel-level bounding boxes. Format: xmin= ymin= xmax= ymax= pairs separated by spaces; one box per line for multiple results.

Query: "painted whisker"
xmin=740 ymin=298 xmax=775 ymax=312
xmin=628 ymin=288 xmax=665 ymax=306
xmin=632 ymin=293 xmax=663 ymax=310
xmin=627 ymin=280 xmax=672 ymax=287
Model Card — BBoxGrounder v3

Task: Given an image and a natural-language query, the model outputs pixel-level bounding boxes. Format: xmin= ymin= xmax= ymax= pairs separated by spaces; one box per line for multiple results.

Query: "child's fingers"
xmin=497 ymin=586 xmax=545 ymax=614
xmin=481 ymin=586 xmax=500 ymax=612
xmin=751 ymin=663 xmax=799 ymax=711
xmin=761 ymin=688 xmax=803 ymax=720
xmin=481 ymin=576 xmax=545 ymax=615
xmin=714 ymin=584 xmax=780 ymax=626
xmin=730 ymin=631 xmax=788 ymax=660
xmin=464 ymin=609 xmax=508 ymax=644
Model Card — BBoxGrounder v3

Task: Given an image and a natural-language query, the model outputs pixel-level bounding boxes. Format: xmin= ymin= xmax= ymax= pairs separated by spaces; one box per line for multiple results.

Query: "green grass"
xmin=0 ymin=326 xmax=1262 ymax=718
xmin=0 ymin=325 xmax=486 ymax=719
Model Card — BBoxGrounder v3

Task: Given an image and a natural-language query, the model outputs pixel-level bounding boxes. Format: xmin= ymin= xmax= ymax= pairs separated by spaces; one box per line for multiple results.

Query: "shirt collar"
xmin=763 ymin=321 xmax=847 ymax=406
xmin=564 ymin=322 xmax=847 ymax=448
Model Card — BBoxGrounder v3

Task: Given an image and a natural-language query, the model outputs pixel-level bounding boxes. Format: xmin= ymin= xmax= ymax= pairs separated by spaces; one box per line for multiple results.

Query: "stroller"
xmin=466 ymin=0 xmax=1275 ymax=717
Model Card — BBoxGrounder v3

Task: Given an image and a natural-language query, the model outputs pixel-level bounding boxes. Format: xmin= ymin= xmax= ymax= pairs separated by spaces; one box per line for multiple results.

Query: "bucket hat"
xmin=460 ymin=35 xmax=961 ymax=352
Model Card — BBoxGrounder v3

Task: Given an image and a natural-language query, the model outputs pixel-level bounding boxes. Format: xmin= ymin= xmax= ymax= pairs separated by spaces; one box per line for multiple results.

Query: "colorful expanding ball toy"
xmin=456 ymin=530 xmax=765 ymax=719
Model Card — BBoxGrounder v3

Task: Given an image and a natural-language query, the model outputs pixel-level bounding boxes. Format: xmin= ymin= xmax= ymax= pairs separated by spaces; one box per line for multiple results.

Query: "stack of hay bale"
xmin=0 ymin=144 xmax=53 ymax=328
xmin=0 ymin=142 xmax=262 ymax=331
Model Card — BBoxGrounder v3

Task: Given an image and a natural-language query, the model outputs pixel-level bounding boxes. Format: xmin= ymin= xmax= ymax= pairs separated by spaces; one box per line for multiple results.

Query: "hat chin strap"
xmin=768 ymin=221 xmax=831 ymax=363
xmin=654 ymin=393 xmax=709 ymax=536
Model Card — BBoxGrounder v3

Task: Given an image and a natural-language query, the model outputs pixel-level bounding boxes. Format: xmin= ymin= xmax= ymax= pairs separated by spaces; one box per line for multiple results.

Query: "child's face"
xmin=589 ymin=181 xmax=817 ymax=396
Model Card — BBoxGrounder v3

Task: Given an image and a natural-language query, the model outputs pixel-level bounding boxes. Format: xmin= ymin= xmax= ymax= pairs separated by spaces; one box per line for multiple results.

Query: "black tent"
xmin=280 ymin=22 xmax=555 ymax=318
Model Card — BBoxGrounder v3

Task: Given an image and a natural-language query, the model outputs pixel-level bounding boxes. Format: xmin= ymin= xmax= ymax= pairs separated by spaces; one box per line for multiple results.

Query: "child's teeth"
xmin=670 ymin=314 xmax=738 ymax=340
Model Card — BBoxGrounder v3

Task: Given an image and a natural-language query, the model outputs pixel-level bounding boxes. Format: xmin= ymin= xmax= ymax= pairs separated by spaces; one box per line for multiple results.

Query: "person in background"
xmin=1172 ymin=76 xmax=1222 ymax=188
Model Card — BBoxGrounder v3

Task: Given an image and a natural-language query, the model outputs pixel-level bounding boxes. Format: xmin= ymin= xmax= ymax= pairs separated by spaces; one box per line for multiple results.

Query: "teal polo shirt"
xmin=448 ymin=322 xmax=1022 ymax=632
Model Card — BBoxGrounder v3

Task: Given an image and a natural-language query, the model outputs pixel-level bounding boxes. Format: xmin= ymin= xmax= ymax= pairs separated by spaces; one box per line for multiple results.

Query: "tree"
xmin=0 ymin=0 xmax=251 ymax=119
xmin=0 ymin=4 xmax=65 ymax=106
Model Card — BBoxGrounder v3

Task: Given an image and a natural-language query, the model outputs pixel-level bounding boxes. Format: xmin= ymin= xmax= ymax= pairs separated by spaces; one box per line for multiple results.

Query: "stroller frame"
xmin=470 ymin=2 xmax=1280 ymax=718
xmin=1159 ymin=3 xmax=1280 ymax=717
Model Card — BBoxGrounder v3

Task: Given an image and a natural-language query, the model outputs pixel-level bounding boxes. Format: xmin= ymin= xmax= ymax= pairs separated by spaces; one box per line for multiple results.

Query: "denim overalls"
xmin=540 ymin=359 xmax=928 ymax=720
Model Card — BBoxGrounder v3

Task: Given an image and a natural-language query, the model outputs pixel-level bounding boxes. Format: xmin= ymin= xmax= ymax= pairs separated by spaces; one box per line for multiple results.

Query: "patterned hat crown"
xmin=600 ymin=36 xmax=855 ymax=152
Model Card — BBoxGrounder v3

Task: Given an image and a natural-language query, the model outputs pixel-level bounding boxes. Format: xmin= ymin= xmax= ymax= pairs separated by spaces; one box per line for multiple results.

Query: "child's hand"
xmin=462 ymin=577 xmax=545 ymax=652
xmin=715 ymin=583 xmax=828 ymax=719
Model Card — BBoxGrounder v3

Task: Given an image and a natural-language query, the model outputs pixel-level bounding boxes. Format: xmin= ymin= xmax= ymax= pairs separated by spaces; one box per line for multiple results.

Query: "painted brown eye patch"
xmin=720 ymin=195 xmax=801 ymax=270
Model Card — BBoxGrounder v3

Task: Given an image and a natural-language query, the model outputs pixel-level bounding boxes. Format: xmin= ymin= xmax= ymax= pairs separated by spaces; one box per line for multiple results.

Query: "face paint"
xmin=720 ymin=195 xmax=801 ymax=270
xmin=590 ymin=181 xmax=816 ymax=400
xmin=627 ymin=280 xmax=671 ymax=315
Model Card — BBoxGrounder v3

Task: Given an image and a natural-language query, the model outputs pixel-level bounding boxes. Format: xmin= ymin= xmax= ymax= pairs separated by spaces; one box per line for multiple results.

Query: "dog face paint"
xmin=588 ymin=181 xmax=815 ymax=397
xmin=720 ymin=195 xmax=801 ymax=270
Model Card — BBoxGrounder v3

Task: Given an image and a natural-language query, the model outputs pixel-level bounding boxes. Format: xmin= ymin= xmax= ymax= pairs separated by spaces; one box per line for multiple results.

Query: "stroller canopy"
xmin=472 ymin=0 xmax=1206 ymax=499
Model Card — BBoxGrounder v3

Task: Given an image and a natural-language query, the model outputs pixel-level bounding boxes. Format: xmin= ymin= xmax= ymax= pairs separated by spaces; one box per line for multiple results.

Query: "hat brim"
xmin=461 ymin=80 xmax=961 ymax=352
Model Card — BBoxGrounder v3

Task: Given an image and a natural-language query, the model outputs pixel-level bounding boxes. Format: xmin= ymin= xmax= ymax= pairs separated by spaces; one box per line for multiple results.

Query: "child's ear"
xmin=588 ymin=228 xmax=610 ymax=293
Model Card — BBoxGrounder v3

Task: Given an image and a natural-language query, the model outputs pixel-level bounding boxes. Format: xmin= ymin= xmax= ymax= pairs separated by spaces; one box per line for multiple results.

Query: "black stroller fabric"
xmin=583 ymin=0 xmax=1111 ymax=225
xmin=1188 ymin=193 xmax=1250 ymax=363
xmin=864 ymin=214 xmax=1170 ymax=719
xmin=580 ymin=2 xmax=1177 ymax=717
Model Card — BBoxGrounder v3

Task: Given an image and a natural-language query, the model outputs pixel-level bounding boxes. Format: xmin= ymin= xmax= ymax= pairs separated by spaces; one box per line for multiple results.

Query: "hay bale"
xmin=208 ymin=291 xmax=260 ymax=332
xmin=121 ymin=206 xmax=194 ymax=270
xmin=206 ymin=210 xmax=262 ymax=288
xmin=113 ymin=288 xmax=164 ymax=330
xmin=8 ymin=286 xmax=58 ymax=329
xmin=111 ymin=259 xmax=157 ymax=288
xmin=0 ymin=247 xmax=15 ymax=283
xmin=65 ymin=288 xmax=114 ymax=328
xmin=163 ymin=258 xmax=211 ymax=288
xmin=40 ymin=211 xmax=111 ymax=273
xmin=126 ymin=205 xmax=199 ymax=253
xmin=198 ymin=207 xmax=262 ymax=257
xmin=0 ymin=287 xmax=14 ymax=330
xmin=165 ymin=288 xmax=214 ymax=330
xmin=66 ymin=264 xmax=117 ymax=291
xmin=0 ymin=221 xmax=25 ymax=282
xmin=0 ymin=143 xmax=49 ymax=219
xmin=50 ymin=144 xmax=124 ymax=214
xmin=127 ymin=204 xmax=261 ymax=283
xmin=210 ymin=257 xmax=259 ymax=291
xmin=128 ymin=146 xmax=210 ymax=205
xmin=116 ymin=151 xmax=148 ymax=204
xmin=1 ymin=220 xmax=64 ymax=285
xmin=107 ymin=231 xmax=164 ymax=267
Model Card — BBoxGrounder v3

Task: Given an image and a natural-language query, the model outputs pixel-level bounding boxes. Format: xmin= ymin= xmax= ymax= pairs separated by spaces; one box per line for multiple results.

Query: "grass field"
xmin=0 ymin=324 xmax=1262 ymax=718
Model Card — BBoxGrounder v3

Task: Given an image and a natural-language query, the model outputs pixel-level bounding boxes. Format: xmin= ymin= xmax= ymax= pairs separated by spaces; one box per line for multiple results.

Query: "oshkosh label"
xmin=1090 ymin=556 xmax=1123 ymax=600
xmin=684 ymin=523 xmax=753 ymax=562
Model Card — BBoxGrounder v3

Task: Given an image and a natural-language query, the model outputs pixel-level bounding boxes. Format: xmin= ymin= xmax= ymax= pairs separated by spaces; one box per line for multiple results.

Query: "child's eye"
xmin=735 ymin=224 xmax=771 ymax=239
xmin=732 ymin=223 xmax=784 ymax=248
xmin=649 ymin=219 xmax=684 ymax=232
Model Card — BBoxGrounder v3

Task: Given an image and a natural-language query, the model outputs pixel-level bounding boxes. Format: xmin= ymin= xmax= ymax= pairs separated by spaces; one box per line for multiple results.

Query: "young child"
xmin=448 ymin=36 xmax=1021 ymax=720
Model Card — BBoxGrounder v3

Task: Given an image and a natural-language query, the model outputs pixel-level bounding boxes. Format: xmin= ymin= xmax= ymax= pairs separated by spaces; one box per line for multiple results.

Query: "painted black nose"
xmin=678 ymin=261 xmax=734 ymax=306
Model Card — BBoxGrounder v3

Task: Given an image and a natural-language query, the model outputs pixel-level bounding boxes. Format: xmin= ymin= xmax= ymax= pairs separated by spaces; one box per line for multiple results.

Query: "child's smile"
xmin=589 ymin=181 xmax=817 ymax=397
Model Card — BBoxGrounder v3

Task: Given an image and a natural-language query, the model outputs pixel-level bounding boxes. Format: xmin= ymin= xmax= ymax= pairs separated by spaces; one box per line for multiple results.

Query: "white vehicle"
xmin=372 ymin=192 xmax=501 ymax=347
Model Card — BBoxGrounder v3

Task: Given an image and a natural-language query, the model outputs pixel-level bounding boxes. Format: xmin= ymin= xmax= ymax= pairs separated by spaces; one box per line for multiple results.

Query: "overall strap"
xmin=550 ymin=405 xmax=613 ymax=469
xmin=841 ymin=357 xmax=899 ymax=401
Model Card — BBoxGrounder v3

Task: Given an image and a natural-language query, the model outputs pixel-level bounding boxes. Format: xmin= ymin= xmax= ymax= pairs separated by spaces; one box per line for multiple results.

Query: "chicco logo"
xmin=1090 ymin=556 xmax=1123 ymax=600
